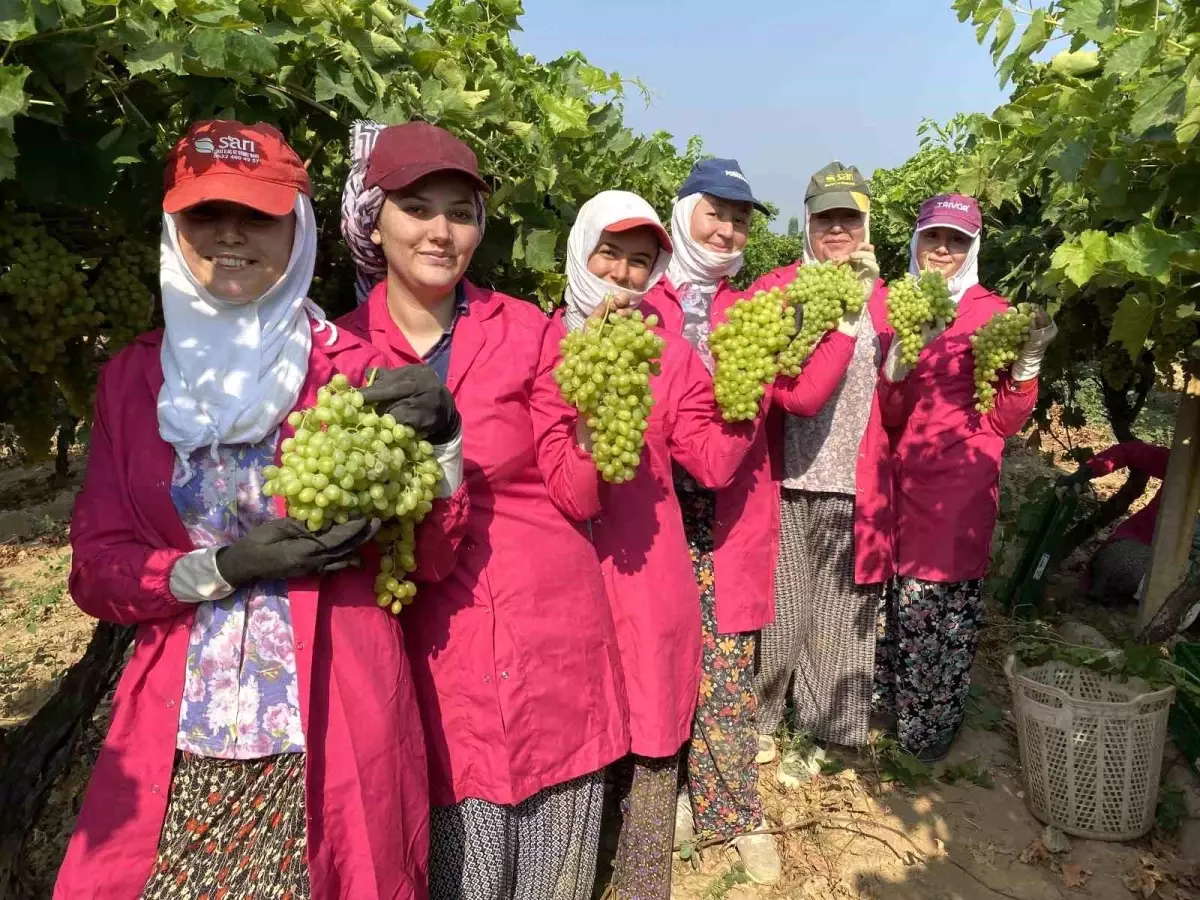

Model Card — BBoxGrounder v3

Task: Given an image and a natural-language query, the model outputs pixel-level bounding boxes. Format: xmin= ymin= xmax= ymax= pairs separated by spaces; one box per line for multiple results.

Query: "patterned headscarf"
xmin=340 ymin=120 xmax=487 ymax=304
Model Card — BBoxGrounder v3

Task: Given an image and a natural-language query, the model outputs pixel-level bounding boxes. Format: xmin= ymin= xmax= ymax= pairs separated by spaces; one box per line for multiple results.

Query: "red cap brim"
xmin=916 ymin=214 xmax=980 ymax=238
xmin=163 ymin=173 xmax=299 ymax=216
xmin=367 ymin=161 xmax=491 ymax=196
xmin=606 ymin=217 xmax=673 ymax=253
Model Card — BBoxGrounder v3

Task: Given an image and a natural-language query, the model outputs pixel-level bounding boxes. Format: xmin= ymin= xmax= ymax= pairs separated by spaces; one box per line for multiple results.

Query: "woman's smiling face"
xmin=175 ymin=201 xmax=296 ymax=302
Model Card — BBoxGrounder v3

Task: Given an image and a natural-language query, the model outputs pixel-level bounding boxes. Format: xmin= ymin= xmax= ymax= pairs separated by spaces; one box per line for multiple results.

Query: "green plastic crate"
xmin=1000 ymin=487 xmax=1083 ymax=617
xmin=1171 ymin=642 xmax=1200 ymax=774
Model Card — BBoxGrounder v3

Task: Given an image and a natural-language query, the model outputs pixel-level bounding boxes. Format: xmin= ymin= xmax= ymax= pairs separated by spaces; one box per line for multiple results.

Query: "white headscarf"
xmin=158 ymin=194 xmax=326 ymax=465
xmin=563 ymin=190 xmax=672 ymax=332
xmin=665 ymin=192 xmax=744 ymax=291
xmin=907 ymin=224 xmax=980 ymax=304
xmin=802 ymin=207 xmax=871 ymax=265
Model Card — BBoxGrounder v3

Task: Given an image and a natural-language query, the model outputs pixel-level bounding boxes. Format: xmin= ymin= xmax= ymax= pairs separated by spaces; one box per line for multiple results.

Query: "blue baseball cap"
xmin=678 ymin=158 xmax=769 ymax=214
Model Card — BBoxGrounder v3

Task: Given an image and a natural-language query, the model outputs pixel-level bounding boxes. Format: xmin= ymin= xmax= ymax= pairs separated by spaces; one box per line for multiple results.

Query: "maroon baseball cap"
xmin=365 ymin=122 xmax=490 ymax=195
xmin=916 ymin=193 xmax=982 ymax=236
xmin=163 ymin=120 xmax=311 ymax=216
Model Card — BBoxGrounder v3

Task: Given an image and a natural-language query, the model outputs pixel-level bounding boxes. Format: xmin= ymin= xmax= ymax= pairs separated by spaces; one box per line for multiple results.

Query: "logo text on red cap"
xmin=194 ymin=135 xmax=261 ymax=166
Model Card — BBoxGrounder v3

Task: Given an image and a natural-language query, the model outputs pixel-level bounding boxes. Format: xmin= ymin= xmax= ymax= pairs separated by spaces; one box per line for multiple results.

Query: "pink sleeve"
xmin=411 ymin=483 xmax=469 ymax=583
xmin=987 ymin=372 xmax=1038 ymax=437
xmin=667 ymin=343 xmax=760 ymax=491
xmin=68 ymin=375 xmax=189 ymax=625
xmin=1086 ymin=440 xmax=1171 ymax=480
xmin=772 ymin=330 xmax=855 ymax=417
xmin=530 ymin=320 xmax=602 ymax=522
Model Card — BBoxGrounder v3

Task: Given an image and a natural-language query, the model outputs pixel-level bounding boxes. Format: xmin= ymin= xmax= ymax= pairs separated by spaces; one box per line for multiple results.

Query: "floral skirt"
xmin=874 ymin=577 xmax=984 ymax=754
xmin=676 ymin=470 xmax=763 ymax=839
xmin=141 ymin=751 xmax=308 ymax=900
xmin=610 ymin=753 xmax=680 ymax=900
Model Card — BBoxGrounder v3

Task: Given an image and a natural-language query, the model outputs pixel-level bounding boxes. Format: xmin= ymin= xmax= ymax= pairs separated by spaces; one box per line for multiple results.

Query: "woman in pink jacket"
xmin=57 ymin=121 xmax=459 ymax=899
xmin=642 ymin=161 xmax=856 ymax=884
xmin=338 ymin=121 xmax=628 ymax=900
xmin=875 ymin=194 xmax=1056 ymax=761
xmin=751 ymin=162 xmax=897 ymax=767
xmin=555 ymin=190 xmax=769 ymax=898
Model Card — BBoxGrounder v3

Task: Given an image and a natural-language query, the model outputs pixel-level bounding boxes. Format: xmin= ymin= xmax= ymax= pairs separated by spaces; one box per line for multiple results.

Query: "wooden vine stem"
xmin=1139 ymin=371 xmax=1200 ymax=632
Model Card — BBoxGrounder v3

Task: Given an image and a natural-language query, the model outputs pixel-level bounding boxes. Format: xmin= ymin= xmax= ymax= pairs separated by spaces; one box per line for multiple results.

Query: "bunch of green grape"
xmin=554 ymin=309 xmax=665 ymax=483
xmin=710 ymin=287 xmax=797 ymax=422
xmin=90 ymin=241 xmax=158 ymax=350
xmin=886 ymin=270 xmax=956 ymax=365
xmin=0 ymin=212 xmax=95 ymax=375
xmin=778 ymin=261 xmax=865 ymax=376
xmin=970 ymin=304 xmax=1034 ymax=412
xmin=263 ymin=373 xmax=443 ymax=615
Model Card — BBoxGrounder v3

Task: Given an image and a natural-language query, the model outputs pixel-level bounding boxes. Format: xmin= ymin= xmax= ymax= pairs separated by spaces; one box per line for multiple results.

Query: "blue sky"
xmin=512 ymin=0 xmax=1012 ymax=229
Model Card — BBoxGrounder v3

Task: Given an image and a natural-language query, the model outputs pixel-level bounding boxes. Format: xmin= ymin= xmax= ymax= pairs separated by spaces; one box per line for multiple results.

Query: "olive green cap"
xmin=804 ymin=161 xmax=871 ymax=215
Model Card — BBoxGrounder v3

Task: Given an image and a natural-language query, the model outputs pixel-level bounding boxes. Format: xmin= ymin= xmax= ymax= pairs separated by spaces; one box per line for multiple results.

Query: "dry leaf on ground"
xmin=1061 ymin=863 xmax=1090 ymax=889
xmin=1019 ymin=838 xmax=1050 ymax=865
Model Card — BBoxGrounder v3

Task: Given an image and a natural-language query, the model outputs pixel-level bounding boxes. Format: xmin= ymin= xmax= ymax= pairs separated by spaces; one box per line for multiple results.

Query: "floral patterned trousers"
xmin=874 ymin=577 xmax=984 ymax=755
xmin=676 ymin=473 xmax=763 ymax=840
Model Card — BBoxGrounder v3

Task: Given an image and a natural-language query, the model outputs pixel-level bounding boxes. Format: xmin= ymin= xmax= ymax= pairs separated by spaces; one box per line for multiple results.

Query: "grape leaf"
xmin=125 ymin=41 xmax=184 ymax=76
xmin=992 ymin=8 xmax=1015 ymax=62
xmin=0 ymin=64 xmax=30 ymax=120
xmin=0 ymin=0 xmax=35 ymax=42
xmin=1105 ymin=33 xmax=1158 ymax=78
xmin=535 ymin=92 xmax=590 ymax=137
xmin=1108 ymin=224 xmax=1194 ymax=283
xmin=1062 ymin=0 xmax=1104 ymax=37
xmin=1129 ymin=74 xmax=1187 ymax=136
xmin=524 ymin=229 xmax=558 ymax=273
xmin=1108 ymin=294 xmax=1156 ymax=358
xmin=1051 ymin=230 xmax=1110 ymax=286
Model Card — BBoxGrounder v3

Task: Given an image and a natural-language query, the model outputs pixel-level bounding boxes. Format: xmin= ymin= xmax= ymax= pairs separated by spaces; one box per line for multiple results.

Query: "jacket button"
xmin=483 ymin=675 xmax=491 ymax=683
xmin=297 ymin=641 xmax=306 ymax=651
xmin=166 ymin=699 xmax=175 ymax=709
xmin=500 ymin=671 xmax=509 ymax=679
xmin=151 ymin=784 xmax=160 ymax=794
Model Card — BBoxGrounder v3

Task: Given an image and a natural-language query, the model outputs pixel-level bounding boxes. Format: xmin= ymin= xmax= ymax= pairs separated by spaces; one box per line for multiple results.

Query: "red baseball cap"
xmin=365 ymin=122 xmax=490 ymax=195
xmin=163 ymin=120 xmax=312 ymax=216
xmin=916 ymin=193 xmax=982 ymax=237
xmin=606 ymin=217 xmax=673 ymax=253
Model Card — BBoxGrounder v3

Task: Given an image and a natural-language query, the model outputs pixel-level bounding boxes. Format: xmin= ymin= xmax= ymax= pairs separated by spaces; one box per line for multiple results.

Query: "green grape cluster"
xmin=262 ymin=373 xmax=444 ymax=615
xmin=886 ymin=271 xmax=956 ymax=365
xmin=970 ymin=304 xmax=1034 ymax=412
xmin=778 ymin=261 xmax=865 ymax=376
xmin=709 ymin=287 xmax=797 ymax=422
xmin=0 ymin=213 xmax=94 ymax=374
xmin=554 ymin=310 xmax=665 ymax=483
xmin=90 ymin=241 xmax=158 ymax=350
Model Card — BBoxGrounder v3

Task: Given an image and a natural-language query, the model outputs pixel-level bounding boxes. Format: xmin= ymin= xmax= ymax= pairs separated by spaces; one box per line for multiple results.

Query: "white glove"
xmin=836 ymin=307 xmax=863 ymax=337
xmin=576 ymin=417 xmax=593 ymax=452
xmin=848 ymin=244 xmax=880 ymax=293
xmin=1011 ymin=319 xmax=1058 ymax=383
xmin=170 ymin=547 xmax=235 ymax=604
xmin=432 ymin=431 xmax=464 ymax=499
xmin=882 ymin=339 xmax=914 ymax=383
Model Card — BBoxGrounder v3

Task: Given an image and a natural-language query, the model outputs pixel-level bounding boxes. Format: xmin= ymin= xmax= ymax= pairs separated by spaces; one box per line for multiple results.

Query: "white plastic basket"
xmin=1005 ymin=655 xmax=1176 ymax=841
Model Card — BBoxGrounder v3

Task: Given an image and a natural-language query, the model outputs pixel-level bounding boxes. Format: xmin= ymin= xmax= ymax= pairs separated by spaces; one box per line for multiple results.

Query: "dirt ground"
xmin=2 ymin=412 xmax=1199 ymax=899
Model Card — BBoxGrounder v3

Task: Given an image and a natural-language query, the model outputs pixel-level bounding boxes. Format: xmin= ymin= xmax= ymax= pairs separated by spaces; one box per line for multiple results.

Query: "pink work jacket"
xmin=881 ymin=283 xmax=1039 ymax=583
xmin=550 ymin=311 xmax=760 ymax=757
xmin=339 ymin=282 xmax=629 ymax=807
xmin=56 ymin=322 xmax=449 ymax=900
xmin=1085 ymin=441 xmax=1169 ymax=547
xmin=641 ymin=272 xmax=858 ymax=634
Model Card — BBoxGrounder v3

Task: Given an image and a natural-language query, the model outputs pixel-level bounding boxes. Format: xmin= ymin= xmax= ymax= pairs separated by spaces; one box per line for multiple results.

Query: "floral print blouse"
xmin=171 ymin=434 xmax=305 ymax=759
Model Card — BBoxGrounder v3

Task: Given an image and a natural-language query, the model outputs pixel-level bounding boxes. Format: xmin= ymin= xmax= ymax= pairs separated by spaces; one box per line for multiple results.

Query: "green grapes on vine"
xmin=263 ymin=373 xmax=444 ymax=615
xmin=554 ymin=309 xmax=665 ymax=483
xmin=90 ymin=242 xmax=158 ymax=350
xmin=710 ymin=287 xmax=796 ymax=422
xmin=970 ymin=304 xmax=1034 ymax=412
xmin=778 ymin=261 xmax=864 ymax=376
xmin=886 ymin=270 xmax=956 ymax=365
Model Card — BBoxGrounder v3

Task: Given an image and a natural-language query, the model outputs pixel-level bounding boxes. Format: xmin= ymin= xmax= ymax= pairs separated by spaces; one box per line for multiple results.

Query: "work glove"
xmin=215 ymin=517 xmax=381 ymax=589
xmin=848 ymin=243 xmax=880 ymax=295
xmin=359 ymin=365 xmax=462 ymax=445
xmin=1056 ymin=467 xmax=1093 ymax=491
xmin=1011 ymin=311 xmax=1058 ymax=383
